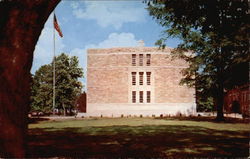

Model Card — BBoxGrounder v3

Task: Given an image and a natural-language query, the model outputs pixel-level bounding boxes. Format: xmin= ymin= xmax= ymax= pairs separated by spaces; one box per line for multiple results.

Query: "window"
xmin=146 ymin=72 xmax=151 ymax=85
xmin=147 ymin=91 xmax=151 ymax=103
xmin=139 ymin=72 xmax=144 ymax=85
xmin=131 ymin=72 xmax=136 ymax=85
xmin=139 ymin=54 xmax=143 ymax=66
xmin=139 ymin=91 xmax=143 ymax=103
xmin=146 ymin=54 xmax=151 ymax=66
xmin=132 ymin=91 xmax=136 ymax=103
xmin=132 ymin=54 xmax=136 ymax=66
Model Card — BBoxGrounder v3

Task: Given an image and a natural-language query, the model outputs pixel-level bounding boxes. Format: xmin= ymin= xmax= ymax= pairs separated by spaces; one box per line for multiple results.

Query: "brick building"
xmin=86 ymin=44 xmax=196 ymax=117
xmin=224 ymin=84 xmax=249 ymax=117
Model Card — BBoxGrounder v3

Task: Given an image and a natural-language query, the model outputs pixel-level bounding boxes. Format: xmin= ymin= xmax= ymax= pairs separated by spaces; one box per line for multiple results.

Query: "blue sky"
xmin=31 ymin=0 xmax=180 ymax=89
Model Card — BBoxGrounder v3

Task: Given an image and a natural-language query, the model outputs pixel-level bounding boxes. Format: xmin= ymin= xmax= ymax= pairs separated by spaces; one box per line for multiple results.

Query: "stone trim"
xmin=88 ymin=52 xmax=172 ymax=56
xmin=86 ymin=103 xmax=195 ymax=105
xmin=85 ymin=103 xmax=197 ymax=117
xmin=87 ymin=47 xmax=173 ymax=54
xmin=88 ymin=66 xmax=188 ymax=69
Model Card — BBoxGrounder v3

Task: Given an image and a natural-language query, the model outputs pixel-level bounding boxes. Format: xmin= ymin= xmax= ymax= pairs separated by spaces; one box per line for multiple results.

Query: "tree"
xmin=31 ymin=65 xmax=53 ymax=113
xmin=31 ymin=53 xmax=83 ymax=115
xmin=146 ymin=0 xmax=249 ymax=120
xmin=0 ymin=0 xmax=60 ymax=157
xmin=54 ymin=53 xmax=83 ymax=115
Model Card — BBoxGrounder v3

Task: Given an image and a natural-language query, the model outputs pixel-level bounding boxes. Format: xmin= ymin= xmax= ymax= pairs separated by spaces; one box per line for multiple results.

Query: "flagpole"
xmin=53 ymin=12 xmax=56 ymax=115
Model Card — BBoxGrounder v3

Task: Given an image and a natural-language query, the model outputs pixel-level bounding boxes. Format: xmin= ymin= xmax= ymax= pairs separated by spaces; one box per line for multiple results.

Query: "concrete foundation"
xmin=77 ymin=103 xmax=196 ymax=117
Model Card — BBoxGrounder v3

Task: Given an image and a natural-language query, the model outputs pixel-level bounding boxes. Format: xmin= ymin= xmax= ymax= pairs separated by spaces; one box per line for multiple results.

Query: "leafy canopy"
xmin=31 ymin=53 xmax=83 ymax=114
xmin=146 ymin=0 xmax=249 ymax=117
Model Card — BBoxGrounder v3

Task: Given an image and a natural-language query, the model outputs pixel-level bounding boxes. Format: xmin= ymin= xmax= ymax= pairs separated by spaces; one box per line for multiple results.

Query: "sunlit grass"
xmin=29 ymin=117 xmax=250 ymax=131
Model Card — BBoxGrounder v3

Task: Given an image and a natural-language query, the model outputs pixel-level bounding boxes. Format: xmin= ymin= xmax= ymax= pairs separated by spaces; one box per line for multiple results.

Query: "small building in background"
xmin=224 ymin=84 xmax=249 ymax=117
xmin=85 ymin=43 xmax=196 ymax=117
xmin=76 ymin=92 xmax=87 ymax=113
xmin=223 ymin=62 xmax=249 ymax=118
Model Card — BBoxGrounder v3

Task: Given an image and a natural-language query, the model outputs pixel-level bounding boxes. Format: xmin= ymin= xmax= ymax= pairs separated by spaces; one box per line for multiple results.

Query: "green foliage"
xmin=146 ymin=0 xmax=249 ymax=118
xmin=31 ymin=64 xmax=53 ymax=112
xmin=196 ymin=96 xmax=214 ymax=112
xmin=31 ymin=53 xmax=83 ymax=114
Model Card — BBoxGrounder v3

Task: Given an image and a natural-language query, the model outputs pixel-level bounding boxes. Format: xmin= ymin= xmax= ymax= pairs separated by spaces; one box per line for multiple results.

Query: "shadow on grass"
xmin=156 ymin=116 xmax=250 ymax=123
xmin=27 ymin=125 xmax=249 ymax=158
xmin=28 ymin=117 xmax=50 ymax=124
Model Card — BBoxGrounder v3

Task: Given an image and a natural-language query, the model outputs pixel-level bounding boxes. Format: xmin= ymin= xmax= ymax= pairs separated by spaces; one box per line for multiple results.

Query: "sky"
xmin=31 ymin=0 xmax=181 ymax=90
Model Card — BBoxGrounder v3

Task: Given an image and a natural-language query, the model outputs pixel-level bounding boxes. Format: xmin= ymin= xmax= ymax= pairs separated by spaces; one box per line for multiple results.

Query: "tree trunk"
xmin=215 ymin=52 xmax=225 ymax=121
xmin=62 ymin=102 xmax=66 ymax=116
xmin=215 ymin=80 xmax=225 ymax=121
xmin=0 ymin=0 xmax=60 ymax=157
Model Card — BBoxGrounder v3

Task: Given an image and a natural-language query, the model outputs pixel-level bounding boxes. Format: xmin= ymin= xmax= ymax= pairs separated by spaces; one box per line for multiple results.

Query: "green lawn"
xmin=28 ymin=117 xmax=250 ymax=158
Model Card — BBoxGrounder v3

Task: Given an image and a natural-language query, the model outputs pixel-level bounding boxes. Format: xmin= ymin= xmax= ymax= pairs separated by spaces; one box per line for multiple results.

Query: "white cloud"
xmin=69 ymin=32 xmax=140 ymax=91
xmin=72 ymin=1 xmax=146 ymax=29
xmin=31 ymin=14 xmax=65 ymax=73
xmin=88 ymin=32 xmax=139 ymax=48
xmin=70 ymin=2 xmax=79 ymax=9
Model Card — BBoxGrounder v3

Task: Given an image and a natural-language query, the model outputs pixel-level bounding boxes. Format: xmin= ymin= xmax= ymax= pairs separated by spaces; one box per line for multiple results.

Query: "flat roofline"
xmin=87 ymin=46 xmax=174 ymax=54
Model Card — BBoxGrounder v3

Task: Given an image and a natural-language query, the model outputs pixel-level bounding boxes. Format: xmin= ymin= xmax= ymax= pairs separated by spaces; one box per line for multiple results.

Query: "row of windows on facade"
xmin=132 ymin=91 xmax=151 ymax=103
xmin=132 ymin=54 xmax=151 ymax=66
xmin=131 ymin=72 xmax=151 ymax=85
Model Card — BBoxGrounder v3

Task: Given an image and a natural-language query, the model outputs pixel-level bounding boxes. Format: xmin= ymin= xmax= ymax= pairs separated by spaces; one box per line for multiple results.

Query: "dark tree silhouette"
xmin=146 ymin=0 xmax=249 ymax=121
xmin=0 ymin=0 xmax=60 ymax=157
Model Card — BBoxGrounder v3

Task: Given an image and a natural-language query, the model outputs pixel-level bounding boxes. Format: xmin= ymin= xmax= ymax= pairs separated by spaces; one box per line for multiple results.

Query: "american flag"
xmin=54 ymin=14 xmax=63 ymax=38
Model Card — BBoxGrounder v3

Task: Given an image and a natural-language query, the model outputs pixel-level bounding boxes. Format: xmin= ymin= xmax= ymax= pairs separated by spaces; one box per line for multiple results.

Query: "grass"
xmin=28 ymin=117 xmax=250 ymax=158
